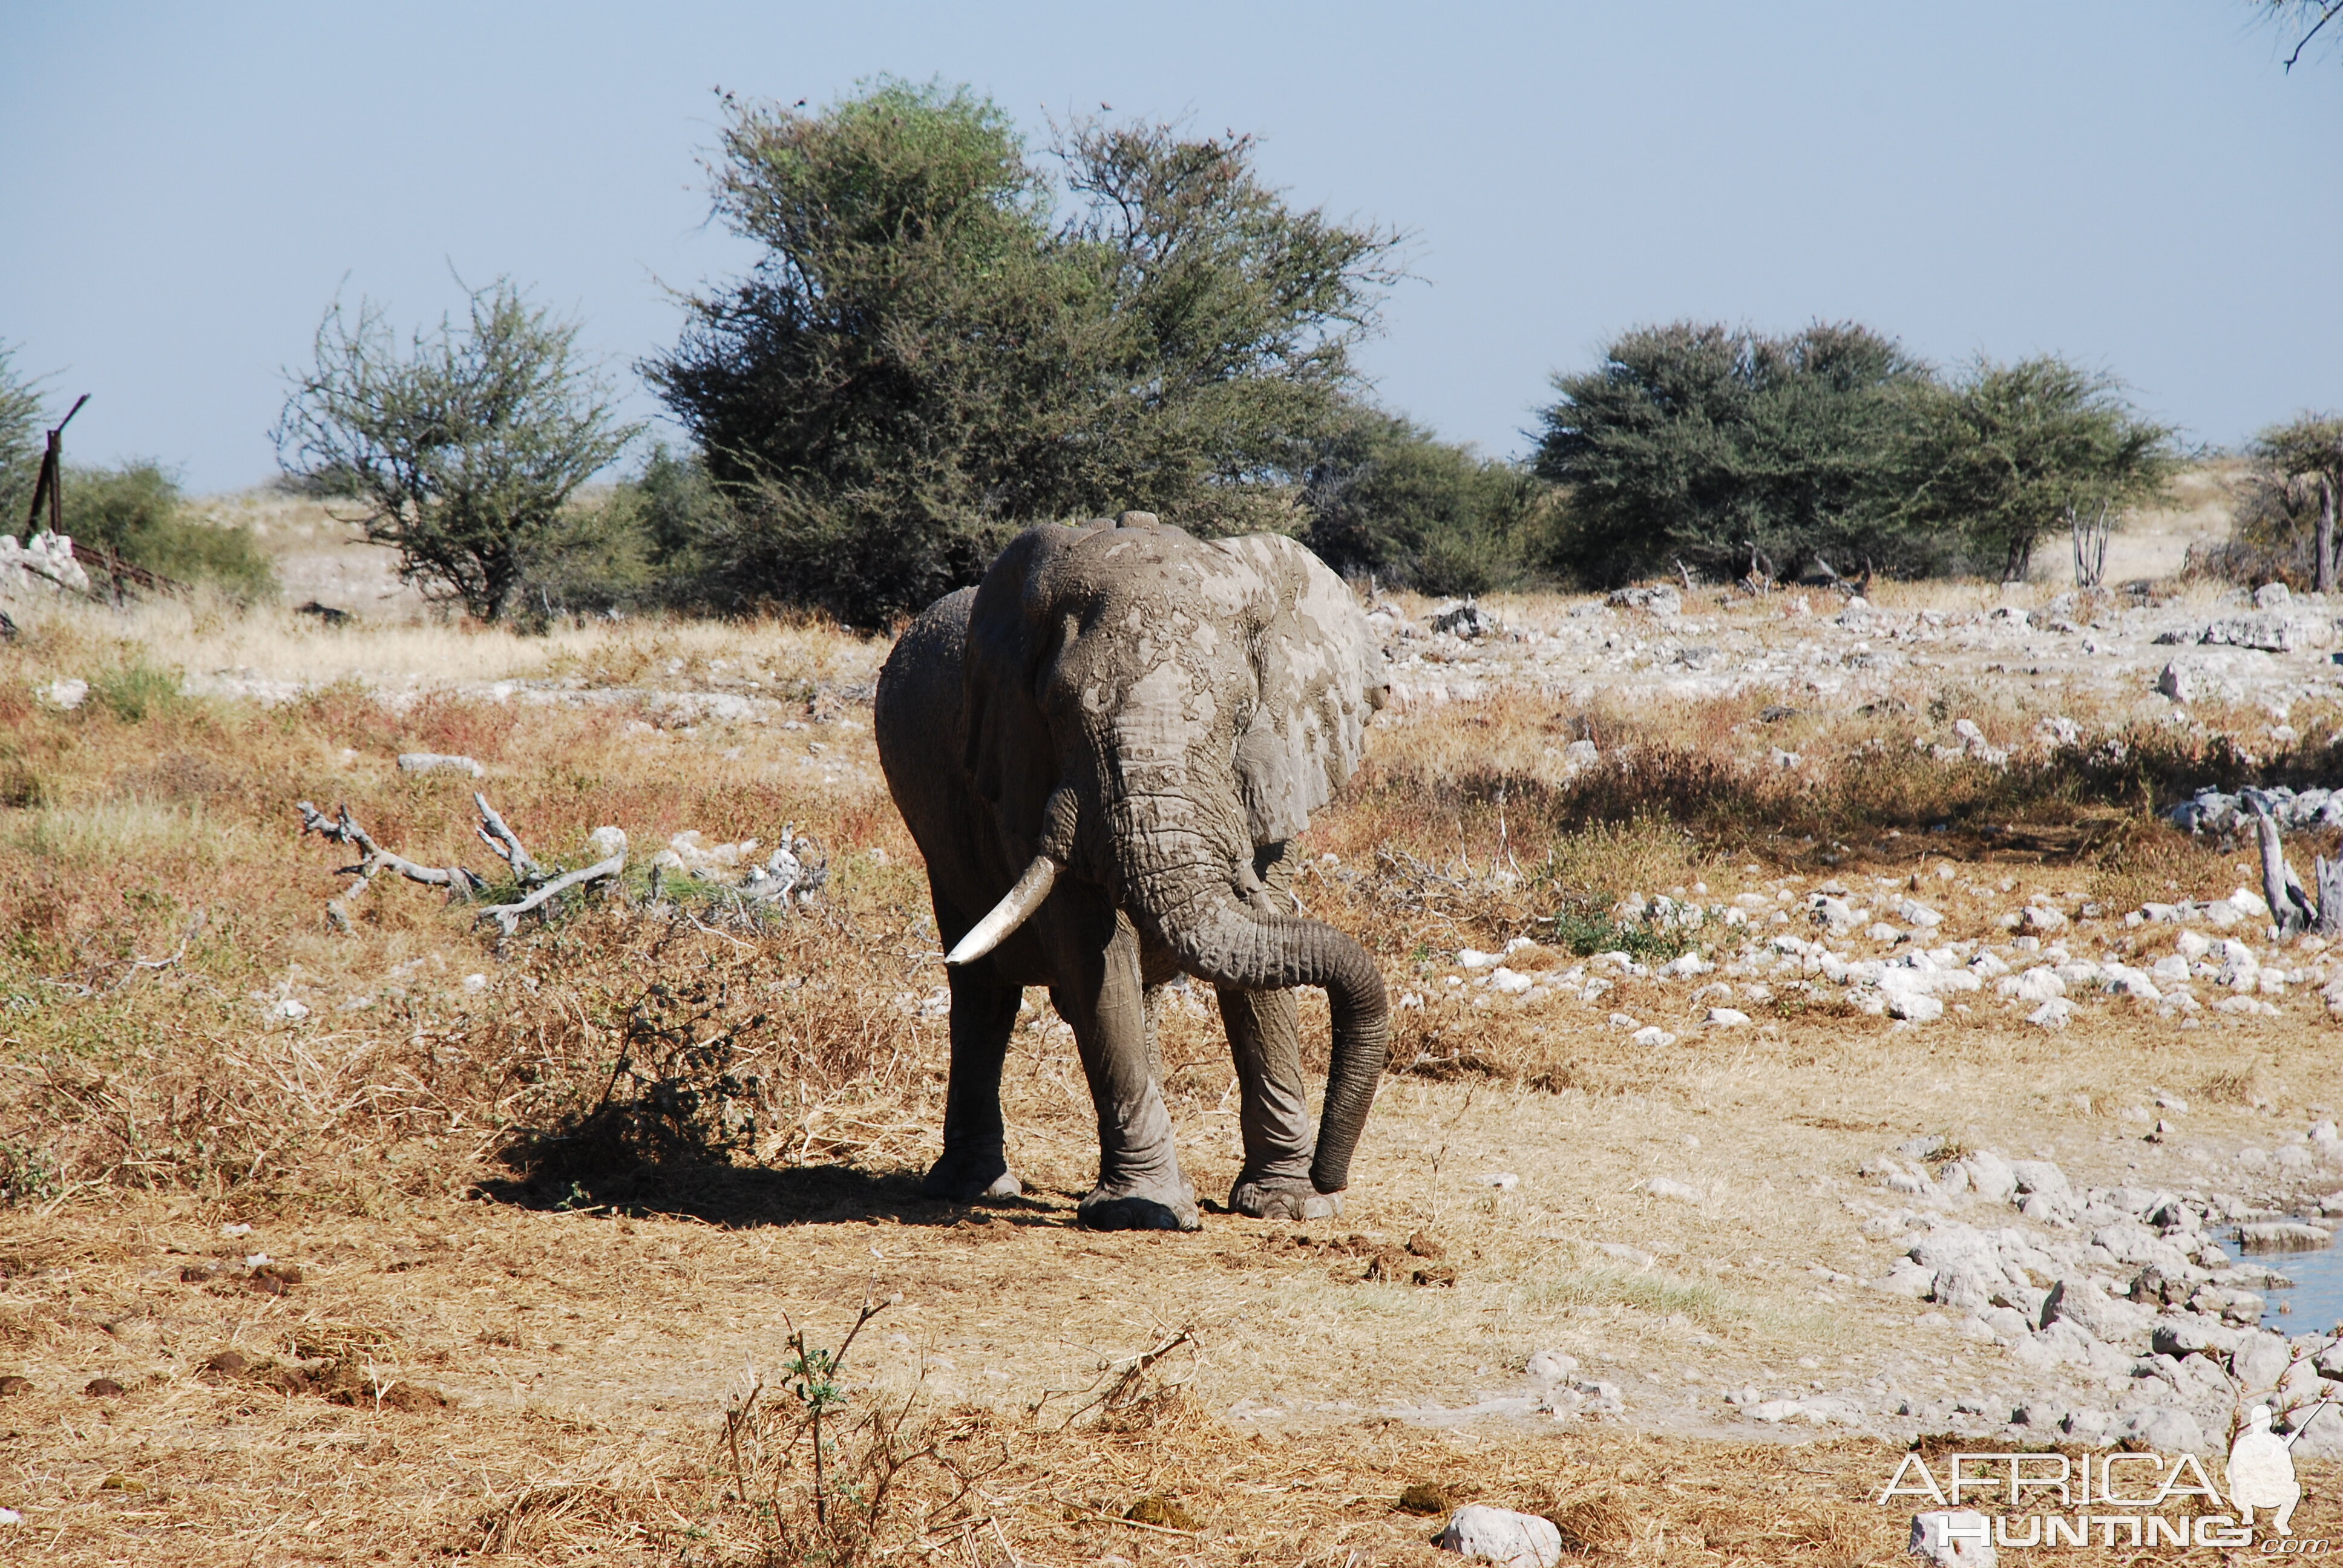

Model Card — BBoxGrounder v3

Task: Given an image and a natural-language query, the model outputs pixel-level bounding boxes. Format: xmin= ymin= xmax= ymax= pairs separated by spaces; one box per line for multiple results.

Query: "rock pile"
xmin=1850 ymin=1143 xmax=2343 ymax=1452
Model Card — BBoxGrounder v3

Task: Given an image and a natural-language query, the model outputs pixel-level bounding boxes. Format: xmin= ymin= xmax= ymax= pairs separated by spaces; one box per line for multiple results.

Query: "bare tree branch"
xmin=475 ymin=853 xmax=626 ymax=937
xmin=2279 ymin=1 xmax=2343 ymax=68
xmin=473 ymin=792 xmax=545 ymax=884
xmin=297 ymin=802 xmax=486 ymax=926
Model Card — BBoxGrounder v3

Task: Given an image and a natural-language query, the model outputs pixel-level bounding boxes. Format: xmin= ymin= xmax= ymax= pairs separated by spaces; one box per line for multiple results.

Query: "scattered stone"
xmin=2231 ymin=1331 xmax=2293 ymax=1393
xmin=1628 ymin=1027 xmax=1676 ymax=1048
xmin=1590 ymin=1243 xmax=1654 ymax=1269
xmin=0 ymin=1376 xmax=30 ymax=1397
xmin=1705 ymin=1007 xmax=1751 ymax=1027
xmin=1890 ymin=993 xmax=1944 ymax=1022
xmin=42 ymin=677 xmax=88 ymax=710
xmin=395 ymin=752 xmax=484 ymax=777
xmin=2115 ymin=1406 xmax=2204 ymax=1454
xmin=2200 ymin=613 xmax=2331 ymax=653
xmin=2025 ymin=999 xmax=2074 ymax=1030
xmin=2236 ymin=1221 xmax=2332 ymax=1251
xmin=1606 ymin=584 xmax=1682 ymax=616
xmin=82 ymin=1377 xmax=125 ymax=1397
xmin=1435 ymin=1504 xmax=1563 ymax=1568
xmin=1644 ymin=1177 xmax=1702 ymax=1203
xmin=1429 ymin=599 xmax=1498 ymax=638
xmin=1527 ymin=1350 xmax=1580 ymax=1382
xmin=2158 ymin=650 xmax=2273 ymax=705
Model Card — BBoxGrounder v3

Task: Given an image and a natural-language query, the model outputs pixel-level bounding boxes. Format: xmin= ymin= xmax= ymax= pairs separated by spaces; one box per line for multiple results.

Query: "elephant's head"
xmin=956 ymin=516 xmax=1391 ymax=1194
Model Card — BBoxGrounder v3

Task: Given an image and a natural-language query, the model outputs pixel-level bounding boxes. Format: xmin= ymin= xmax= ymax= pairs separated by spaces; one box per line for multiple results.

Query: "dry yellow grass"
xmin=2 ymin=583 xmax=2338 ymax=1563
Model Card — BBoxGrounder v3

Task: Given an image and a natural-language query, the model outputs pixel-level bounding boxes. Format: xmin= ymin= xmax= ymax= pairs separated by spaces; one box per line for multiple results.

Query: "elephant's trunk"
xmin=1107 ymin=794 xmax=1388 ymax=1195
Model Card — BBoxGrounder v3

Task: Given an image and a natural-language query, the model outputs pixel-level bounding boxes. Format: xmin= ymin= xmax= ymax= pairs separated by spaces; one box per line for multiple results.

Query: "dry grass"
xmin=4 ymin=584 xmax=2340 ymax=1562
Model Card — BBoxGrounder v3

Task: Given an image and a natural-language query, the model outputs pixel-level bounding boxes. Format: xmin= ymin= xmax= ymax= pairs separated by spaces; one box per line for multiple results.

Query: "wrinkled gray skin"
xmin=874 ymin=516 xmax=1391 ymax=1230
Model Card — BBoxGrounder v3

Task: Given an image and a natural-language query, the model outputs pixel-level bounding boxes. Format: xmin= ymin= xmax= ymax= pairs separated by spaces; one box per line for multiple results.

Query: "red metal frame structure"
xmin=19 ymin=395 xmax=189 ymax=600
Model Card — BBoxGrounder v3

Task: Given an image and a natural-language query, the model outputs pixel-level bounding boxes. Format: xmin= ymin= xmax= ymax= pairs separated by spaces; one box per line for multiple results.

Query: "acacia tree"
xmin=1301 ymin=410 xmax=1541 ymax=595
xmin=0 ymin=342 xmax=46 ymax=526
xmin=1899 ymin=358 xmax=2177 ymax=583
xmin=646 ymin=80 xmax=1400 ymax=624
xmin=1532 ymin=321 xmax=1935 ymax=585
xmin=275 ymin=279 xmax=639 ymax=621
xmin=2229 ymin=414 xmax=2343 ymax=590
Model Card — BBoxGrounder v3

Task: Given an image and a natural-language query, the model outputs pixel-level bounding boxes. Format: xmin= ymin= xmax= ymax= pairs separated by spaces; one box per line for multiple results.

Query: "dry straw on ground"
xmin=2 ymin=577 xmax=2338 ymax=1563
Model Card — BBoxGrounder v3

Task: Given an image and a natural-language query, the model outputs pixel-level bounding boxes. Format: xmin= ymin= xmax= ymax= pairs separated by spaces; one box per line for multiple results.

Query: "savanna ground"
xmin=4 ymin=495 xmax=2341 ymax=1565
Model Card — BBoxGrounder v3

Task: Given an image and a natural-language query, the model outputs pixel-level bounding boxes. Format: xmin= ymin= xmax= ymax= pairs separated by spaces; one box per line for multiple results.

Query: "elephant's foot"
xmin=921 ymin=1148 xmax=1021 ymax=1203
xmin=1228 ymin=1172 xmax=1341 ymax=1221
xmin=1076 ymin=1176 xmax=1201 ymax=1232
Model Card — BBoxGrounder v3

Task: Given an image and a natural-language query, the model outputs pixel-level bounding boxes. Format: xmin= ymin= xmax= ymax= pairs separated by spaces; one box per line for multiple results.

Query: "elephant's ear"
xmin=1213 ymin=534 xmax=1389 ymax=844
xmin=962 ymin=527 xmax=1071 ymax=846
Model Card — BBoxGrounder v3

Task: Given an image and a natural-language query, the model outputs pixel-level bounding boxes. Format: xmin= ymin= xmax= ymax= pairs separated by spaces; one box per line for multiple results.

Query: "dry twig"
xmin=476 ymin=854 xmax=626 ymax=937
xmin=297 ymin=801 xmax=485 ymax=928
xmin=473 ymin=791 xmax=545 ymax=884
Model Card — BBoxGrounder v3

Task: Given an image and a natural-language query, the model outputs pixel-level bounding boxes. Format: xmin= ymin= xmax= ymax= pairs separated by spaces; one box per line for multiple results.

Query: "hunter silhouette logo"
xmin=2227 ymin=1400 xmax=2327 ymax=1535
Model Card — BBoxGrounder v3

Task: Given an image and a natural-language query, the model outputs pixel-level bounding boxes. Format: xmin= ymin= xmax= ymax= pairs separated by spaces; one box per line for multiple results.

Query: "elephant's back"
xmin=875 ymin=588 xmax=975 ymax=834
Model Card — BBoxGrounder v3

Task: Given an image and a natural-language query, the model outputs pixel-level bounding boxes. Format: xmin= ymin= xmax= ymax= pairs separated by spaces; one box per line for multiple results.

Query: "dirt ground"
xmin=5 ymin=493 xmax=2342 ymax=1563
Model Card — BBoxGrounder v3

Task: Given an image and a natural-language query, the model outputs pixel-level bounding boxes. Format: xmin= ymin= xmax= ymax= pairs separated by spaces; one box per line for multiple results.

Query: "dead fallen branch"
xmin=297 ymin=802 xmax=486 ymax=929
xmin=2250 ymin=795 xmax=2343 ymax=938
xmin=476 ymin=851 xmax=626 ymax=937
xmin=473 ymin=791 xmax=545 ymax=884
xmin=110 ymin=907 xmax=208 ymax=991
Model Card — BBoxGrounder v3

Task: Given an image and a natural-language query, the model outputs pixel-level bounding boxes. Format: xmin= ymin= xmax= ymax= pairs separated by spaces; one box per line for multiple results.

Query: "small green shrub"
xmin=60 ymin=462 xmax=277 ymax=601
xmin=1542 ymin=901 xmax=1694 ymax=962
xmin=1302 ymin=411 xmax=1544 ymax=594
xmin=0 ymin=760 xmax=44 ymax=809
xmin=88 ymin=661 xmax=185 ymax=723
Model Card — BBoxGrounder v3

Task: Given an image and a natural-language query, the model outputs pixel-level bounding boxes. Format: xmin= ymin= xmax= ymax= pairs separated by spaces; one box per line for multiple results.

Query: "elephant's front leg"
xmin=921 ymin=959 xmax=1024 ymax=1203
xmin=1045 ymin=890 xmax=1199 ymax=1231
xmin=1219 ymin=987 xmax=1337 ymax=1220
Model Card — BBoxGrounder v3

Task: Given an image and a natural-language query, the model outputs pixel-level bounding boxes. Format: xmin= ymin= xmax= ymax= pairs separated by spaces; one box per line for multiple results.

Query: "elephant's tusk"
xmin=945 ymin=856 xmax=1062 ymax=965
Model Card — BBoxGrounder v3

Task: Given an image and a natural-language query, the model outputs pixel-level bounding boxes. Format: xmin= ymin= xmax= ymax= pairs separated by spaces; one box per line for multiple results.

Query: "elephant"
xmin=873 ymin=512 xmax=1391 ymax=1230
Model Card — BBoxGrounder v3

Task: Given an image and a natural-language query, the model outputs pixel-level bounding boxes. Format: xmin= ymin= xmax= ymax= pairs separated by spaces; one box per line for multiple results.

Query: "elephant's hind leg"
xmin=922 ymin=962 xmax=1024 ymax=1203
xmin=1220 ymin=987 xmax=1340 ymax=1221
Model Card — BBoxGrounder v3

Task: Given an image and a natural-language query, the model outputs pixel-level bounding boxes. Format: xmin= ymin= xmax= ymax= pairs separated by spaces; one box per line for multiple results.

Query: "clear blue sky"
xmin=4 ymin=2 xmax=2336 ymax=494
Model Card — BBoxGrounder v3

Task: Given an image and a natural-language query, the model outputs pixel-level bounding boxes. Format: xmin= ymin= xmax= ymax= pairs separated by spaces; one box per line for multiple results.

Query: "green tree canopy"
xmin=1900 ymin=357 xmax=2177 ymax=582
xmin=274 ymin=277 xmax=640 ymax=621
xmin=646 ymin=79 xmax=1401 ymax=624
xmin=2224 ymin=412 xmax=2343 ymax=590
xmin=60 ymin=463 xmax=277 ymax=601
xmin=1531 ymin=321 xmax=1935 ymax=586
xmin=0 ymin=343 xmax=48 ymax=529
xmin=1302 ymin=411 xmax=1541 ymax=596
